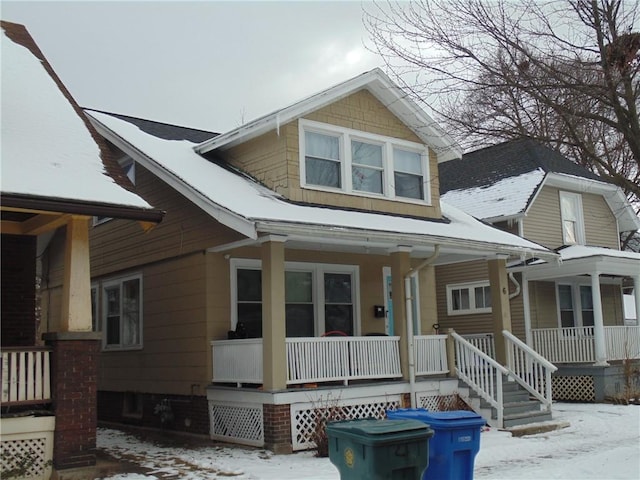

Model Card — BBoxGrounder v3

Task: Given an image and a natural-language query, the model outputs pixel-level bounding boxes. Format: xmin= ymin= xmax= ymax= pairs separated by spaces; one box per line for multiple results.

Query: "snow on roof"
xmin=440 ymin=169 xmax=545 ymax=221
xmin=87 ymin=110 xmax=553 ymax=257
xmin=0 ymin=27 xmax=152 ymax=210
xmin=557 ymin=245 xmax=640 ymax=262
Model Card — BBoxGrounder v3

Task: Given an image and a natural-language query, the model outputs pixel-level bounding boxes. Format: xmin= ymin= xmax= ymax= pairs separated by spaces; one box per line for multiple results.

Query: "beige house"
xmin=441 ymin=139 xmax=640 ymax=402
xmin=41 ymin=69 xmax=564 ymax=453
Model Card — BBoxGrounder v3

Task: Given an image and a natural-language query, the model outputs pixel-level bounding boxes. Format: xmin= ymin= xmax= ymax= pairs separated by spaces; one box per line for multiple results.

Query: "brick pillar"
xmin=44 ymin=332 xmax=101 ymax=470
xmin=263 ymin=404 xmax=293 ymax=454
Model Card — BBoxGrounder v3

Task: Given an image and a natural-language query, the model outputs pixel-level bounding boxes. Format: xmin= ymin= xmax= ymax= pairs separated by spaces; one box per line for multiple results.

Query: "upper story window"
xmin=102 ymin=274 xmax=143 ymax=350
xmin=446 ymin=281 xmax=492 ymax=316
xmin=559 ymin=191 xmax=585 ymax=245
xmin=300 ymin=119 xmax=430 ymax=204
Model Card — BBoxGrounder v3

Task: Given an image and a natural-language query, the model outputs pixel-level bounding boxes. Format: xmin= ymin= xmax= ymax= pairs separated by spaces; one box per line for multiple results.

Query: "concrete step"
xmin=503 ymin=409 xmax=553 ymax=428
xmin=502 ymin=400 xmax=542 ymax=416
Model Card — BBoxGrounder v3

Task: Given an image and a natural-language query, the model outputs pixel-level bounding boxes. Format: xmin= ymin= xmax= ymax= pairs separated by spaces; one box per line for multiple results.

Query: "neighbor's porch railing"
xmin=413 ymin=334 xmax=449 ymax=376
xmin=211 ymin=336 xmax=402 ymax=386
xmin=1 ymin=348 xmax=52 ymax=405
xmin=532 ymin=326 xmax=640 ymax=363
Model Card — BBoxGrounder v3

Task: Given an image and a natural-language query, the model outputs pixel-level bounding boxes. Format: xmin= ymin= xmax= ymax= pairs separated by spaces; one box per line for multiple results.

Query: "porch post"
xmin=261 ymin=237 xmax=287 ymax=390
xmin=634 ymin=275 xmax=640 ymax=326
xmin=590 ymin=273 xmax=608 ymax=366
xmin=488 ymin=258 xmax=512 ymax=365
xmin=61 ymin=216 xmax=92 ymax=331
xmin=522 ymin=272 xmax=532 ymax=347
xmin=390 ymin=247 xmax=412 ymax=380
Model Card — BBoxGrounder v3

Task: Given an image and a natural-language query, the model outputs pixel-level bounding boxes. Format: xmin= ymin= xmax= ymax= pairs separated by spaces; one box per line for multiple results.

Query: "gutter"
xmin=404 ymin=245 xmax=440 ymax=408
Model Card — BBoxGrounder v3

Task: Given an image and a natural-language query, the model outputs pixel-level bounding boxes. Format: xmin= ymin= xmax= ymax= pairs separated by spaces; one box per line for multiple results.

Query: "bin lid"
xmin=387 ymin=409 xmax=486 ymax=428
xmin=326 ymin=419 xmax=433 ymax=446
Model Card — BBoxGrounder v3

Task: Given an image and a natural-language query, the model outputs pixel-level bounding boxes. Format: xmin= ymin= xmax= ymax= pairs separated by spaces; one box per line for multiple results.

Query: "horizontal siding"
xmin=90 ymin=162 xmax=243 ymax=278
xmin=524 ymin=186 xmax=620 ymax=249
xmin=529 ymin=281 xmax=558 ymax=329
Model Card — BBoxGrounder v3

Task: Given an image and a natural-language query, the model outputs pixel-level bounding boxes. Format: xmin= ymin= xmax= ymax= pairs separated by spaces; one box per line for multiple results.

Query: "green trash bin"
xmin=326 ymin=418 xmax=434 ymax=480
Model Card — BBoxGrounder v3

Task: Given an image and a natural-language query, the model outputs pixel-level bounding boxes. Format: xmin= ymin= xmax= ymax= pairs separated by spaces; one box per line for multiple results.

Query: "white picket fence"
xmin=1 ymin=348 xmax=52 ymax=405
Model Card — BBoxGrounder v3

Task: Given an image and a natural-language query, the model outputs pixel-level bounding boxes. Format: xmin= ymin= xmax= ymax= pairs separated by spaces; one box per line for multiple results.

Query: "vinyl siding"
xmin=523 ymin=186 xmax=620 ymax=249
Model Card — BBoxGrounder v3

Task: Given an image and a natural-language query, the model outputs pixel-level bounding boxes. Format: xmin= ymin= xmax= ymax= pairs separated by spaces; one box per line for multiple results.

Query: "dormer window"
xmin=300 ymin=119 xmax=430 ymax=204
xmin=559 ymin=191 xmax=585 ymax=245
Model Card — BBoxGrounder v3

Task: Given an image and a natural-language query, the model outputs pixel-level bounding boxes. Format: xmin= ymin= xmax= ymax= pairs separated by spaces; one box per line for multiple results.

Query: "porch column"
xmin=390 ymin=247 xmax=412 ymax=380
xmin=522 ymin=272 xmax=532 ymax=347
xmin=261 ymin=237 xmax=287 ymax=390
xmin=590 ymin=273 xmax=608 ymax=366
xmin=488 ymin=258 xmax=512 ymax=365
xmin=61 ymin=216 xmax=92 ymax=332
xmin=634 ymin=275 xmax=640 ymax=326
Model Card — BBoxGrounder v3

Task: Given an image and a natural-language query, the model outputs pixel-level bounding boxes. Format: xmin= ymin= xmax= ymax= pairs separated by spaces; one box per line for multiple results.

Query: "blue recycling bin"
xmin=386 ymin=408 xmax=485 ymax=480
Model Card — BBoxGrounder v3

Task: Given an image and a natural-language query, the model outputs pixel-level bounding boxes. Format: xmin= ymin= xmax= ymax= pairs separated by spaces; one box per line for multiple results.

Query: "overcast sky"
xmin=2 ymin=1 xmax=383 ymax=134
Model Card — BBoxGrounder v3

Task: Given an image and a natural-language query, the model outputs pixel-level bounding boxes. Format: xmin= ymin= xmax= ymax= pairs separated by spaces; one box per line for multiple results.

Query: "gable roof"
xmin=87 ymin=110 xmax=557 ymax=264
xmin=0 ymin=21 xmax=163 ymax=222
xmin=194 ymin=68 xmax=463 ymax=162
xmin=440 ymin=139 xmax=639 ymax=232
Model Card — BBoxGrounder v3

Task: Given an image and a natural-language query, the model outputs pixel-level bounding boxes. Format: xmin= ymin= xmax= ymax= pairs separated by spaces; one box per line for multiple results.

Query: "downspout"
xmin=405 ymin=245 xmax=440 ymax=408
xmin=508 ymin=273 xmax=520 ymax=300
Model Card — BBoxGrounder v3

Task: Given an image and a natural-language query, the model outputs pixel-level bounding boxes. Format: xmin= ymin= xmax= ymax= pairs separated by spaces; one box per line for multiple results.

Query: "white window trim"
xmin=230 ymin=258 xmax=361 ymax=336
xmin=446 ymin=281 xmax=492 ymax=316
xmin=299 ymin=119 xmax=431 ymax=205
xmin=101 ymin=273 xmax=143 ymax=351
xmin=559 ymin=191 xmax=585 ymax=245
xmin=555 ymin=281 xmax=593 ymax=329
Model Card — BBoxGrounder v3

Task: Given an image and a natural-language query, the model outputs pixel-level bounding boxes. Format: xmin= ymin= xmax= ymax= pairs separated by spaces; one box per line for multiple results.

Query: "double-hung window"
xmin=102 ymin=275 xmax=143 ymax=350
xmin=557 ymin=283 xmax=594 ymax=329
xmin=300 ymin=119 xmax=430 ymax=203
xmin=446 ymin=281 xmax=492 ymax=315
xmin=232 ymin=259 xmax=359 ymax=338
xmin=559 ymin=191 xmax=585 ymax=245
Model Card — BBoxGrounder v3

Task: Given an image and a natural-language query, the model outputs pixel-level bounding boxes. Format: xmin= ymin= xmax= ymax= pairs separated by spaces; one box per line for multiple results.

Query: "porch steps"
xmin=459 ymin=377 xmax=552 ymax=428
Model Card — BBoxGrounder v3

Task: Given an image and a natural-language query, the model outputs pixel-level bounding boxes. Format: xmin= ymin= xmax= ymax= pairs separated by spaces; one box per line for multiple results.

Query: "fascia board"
xmin=194 ymin=69 xmax=461 ymax=160
xmin=522 ymin=255 xmax=639 ymax=281
xmin=87 ymin=115 xmax=258 ymax=240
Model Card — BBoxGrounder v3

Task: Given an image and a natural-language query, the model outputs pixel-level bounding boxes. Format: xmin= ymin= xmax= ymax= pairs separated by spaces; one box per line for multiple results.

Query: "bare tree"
xmin=364 ymin=0 xmax=639 ymax=244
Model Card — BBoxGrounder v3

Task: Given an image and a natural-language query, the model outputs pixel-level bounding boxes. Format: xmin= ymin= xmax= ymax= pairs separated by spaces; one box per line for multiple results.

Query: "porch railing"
xmin=462 ymin=333 xmax=495 ymax=359
xmin=503 ymin=330 xmax=557 ymax=410
xmin=211 ymin=336 xmax=402 ymax=386
xmin=413 ymin=335 xmax=449 ymax=376
xmin=451 ymin=331 xmax=507 ymax=427
xmin=531 ymin=326 xmax=640 ymax=363
xmin=1 ymin=348 xmax=52 ymax=405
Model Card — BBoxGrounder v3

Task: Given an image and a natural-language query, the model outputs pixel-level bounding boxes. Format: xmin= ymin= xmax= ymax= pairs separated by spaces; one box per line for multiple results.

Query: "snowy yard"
xmin=98 ymin=402 xmax=639 ymax=480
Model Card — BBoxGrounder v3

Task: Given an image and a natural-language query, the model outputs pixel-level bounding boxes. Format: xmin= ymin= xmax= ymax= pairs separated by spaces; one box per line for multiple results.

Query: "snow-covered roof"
xmin=0 ymin=23 xmax=156 ymax=214
xmin=194 ymin=68 xmax=463 ymax=162
xmin=441 ymin=169 xmax=545 ymax=221
xmin=87 ymin=110 xmax=555 ymax=261
xmin=556 ymin=245 xmax=640 ymax=262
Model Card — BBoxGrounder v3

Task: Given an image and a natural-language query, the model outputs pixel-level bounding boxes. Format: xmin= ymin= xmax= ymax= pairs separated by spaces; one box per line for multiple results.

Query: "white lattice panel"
xmin=291 ymin=395 xmax=402 ymax=451
xmin=209 ymin=401 xmax=264 ymax=447
xmin=552 ymin=375 xmax=595 ymax=402
xmin=416 ymin=394 xmax=470 ymax=411
xmin=1 ymin=437 xmax=48 ymax=479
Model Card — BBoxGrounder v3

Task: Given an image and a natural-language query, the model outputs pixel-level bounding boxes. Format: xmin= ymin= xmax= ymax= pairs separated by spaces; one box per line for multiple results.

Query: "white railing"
xmin=1 ymin=348 xmax=52 ymax=405
xmin=211 ymin=338 xmax=263 ymax=385
xmin=463 ymin=333 xmax=495 ymax=358
xmin=532 ymin=326 xmax=640 ymax=363
xmin=532 ymin=327 xmax=595 ymax=363
xmin=451 ymin=331 xmax=507 ymax=427
xmin=211 ymin=336 xmax=402 ymax=386
xmin=604 ymin=326 xmax=640 ymax=360
xmin=413 ymin=335 xmax=449 ymax=376
xmin=503 ymin=330 xmax=557 ymax=410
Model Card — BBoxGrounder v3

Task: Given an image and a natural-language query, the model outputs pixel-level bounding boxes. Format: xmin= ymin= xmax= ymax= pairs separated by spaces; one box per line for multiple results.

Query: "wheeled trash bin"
xmin=326 ymin=418 xmax=434 ymax=480
xmin=387 ymin=408 xmax=485 ymax=480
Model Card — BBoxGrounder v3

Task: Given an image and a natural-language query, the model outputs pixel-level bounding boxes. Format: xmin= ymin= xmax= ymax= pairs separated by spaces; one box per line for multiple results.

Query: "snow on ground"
xmin=97 ymin=402 xmax=639 ymax=480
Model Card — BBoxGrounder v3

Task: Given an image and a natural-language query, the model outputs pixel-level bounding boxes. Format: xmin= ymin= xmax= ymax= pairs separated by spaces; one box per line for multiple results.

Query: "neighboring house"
xmin=41 ymin=68 xmax=567 ymax=454
xmin=440 ymin=139 xmax=640 ymax=402
xmin=0 ymin=21 xmax=163 ymax=478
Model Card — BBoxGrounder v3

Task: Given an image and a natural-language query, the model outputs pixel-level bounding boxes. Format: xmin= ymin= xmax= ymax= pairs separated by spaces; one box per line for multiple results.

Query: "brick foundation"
xmin=263 ymin=404 xmax=293 ymax=454
xmin=44 ymin=332 xmax=100 ymax=470
xmin=97 ymin=391 xmax=210 ymax=436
